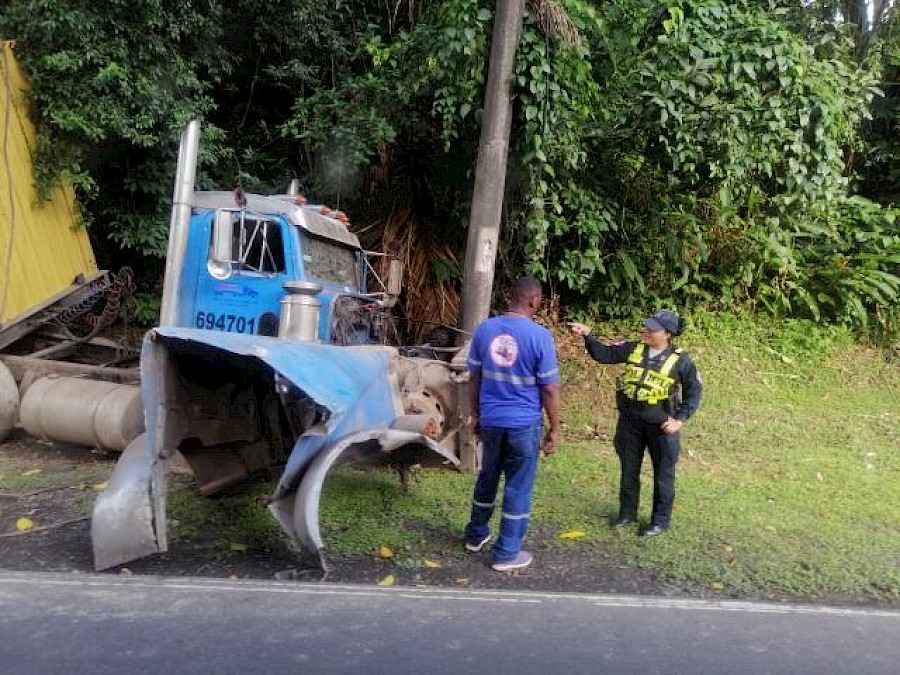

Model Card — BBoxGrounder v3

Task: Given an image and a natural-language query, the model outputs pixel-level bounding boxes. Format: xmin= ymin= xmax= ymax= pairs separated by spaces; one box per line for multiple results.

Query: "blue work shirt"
xmin=467 ymin=315 xmax=560 ymax=429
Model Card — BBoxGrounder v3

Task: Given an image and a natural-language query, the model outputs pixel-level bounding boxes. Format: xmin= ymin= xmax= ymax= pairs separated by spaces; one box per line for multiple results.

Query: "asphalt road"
xmin=1 ymin=571 xmax=898 ymax=674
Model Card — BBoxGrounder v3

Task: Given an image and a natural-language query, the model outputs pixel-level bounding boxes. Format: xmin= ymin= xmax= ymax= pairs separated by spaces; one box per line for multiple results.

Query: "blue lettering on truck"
xmin=195 ymin=311 xmax=257 ymax=333
xmin=211 ymin=283 xmax=260 ymax=301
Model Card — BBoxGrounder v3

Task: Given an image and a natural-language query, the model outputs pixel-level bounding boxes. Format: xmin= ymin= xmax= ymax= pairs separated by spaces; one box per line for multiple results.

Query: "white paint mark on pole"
xmin=476 ymin=237 xmax=495 ymax=273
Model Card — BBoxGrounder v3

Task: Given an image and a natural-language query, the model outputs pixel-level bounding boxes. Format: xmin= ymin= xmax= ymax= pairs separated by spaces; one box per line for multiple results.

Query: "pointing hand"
xmin=568 ymin=322 xmax=591 ymax=337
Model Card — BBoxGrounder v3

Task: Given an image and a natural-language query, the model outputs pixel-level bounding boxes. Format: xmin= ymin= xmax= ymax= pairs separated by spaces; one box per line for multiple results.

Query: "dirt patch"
xmin=0 ymin=433 xmax=893 ymax=609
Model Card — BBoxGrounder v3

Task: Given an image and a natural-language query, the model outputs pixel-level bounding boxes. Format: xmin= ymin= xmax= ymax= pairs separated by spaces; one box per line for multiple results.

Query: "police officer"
xmin=570 ymin=311 xmax=702 ymax=537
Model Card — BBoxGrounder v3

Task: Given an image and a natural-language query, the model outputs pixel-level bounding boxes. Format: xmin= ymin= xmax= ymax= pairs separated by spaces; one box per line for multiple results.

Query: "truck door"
xmin=193 ymin=210 xmax=294 ymax=336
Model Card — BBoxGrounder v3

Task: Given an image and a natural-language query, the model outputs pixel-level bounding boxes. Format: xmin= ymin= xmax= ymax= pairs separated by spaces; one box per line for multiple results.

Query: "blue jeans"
xmin=464 ymin=425 xmax=542 ymax=563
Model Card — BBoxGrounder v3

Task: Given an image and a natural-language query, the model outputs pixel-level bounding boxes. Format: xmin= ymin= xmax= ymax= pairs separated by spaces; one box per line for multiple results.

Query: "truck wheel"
xmin=0 ymin=361 xmax=19 ymax=442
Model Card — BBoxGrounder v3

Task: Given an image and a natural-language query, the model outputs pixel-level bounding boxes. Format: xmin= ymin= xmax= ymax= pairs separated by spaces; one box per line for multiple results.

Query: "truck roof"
xmin=191 ymin=191 xmax=361 ymax=249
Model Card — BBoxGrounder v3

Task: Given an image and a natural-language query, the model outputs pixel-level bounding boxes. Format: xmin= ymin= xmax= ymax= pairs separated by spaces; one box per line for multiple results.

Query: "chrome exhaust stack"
xmin=159 ymin=120 xmax=201 ymax=327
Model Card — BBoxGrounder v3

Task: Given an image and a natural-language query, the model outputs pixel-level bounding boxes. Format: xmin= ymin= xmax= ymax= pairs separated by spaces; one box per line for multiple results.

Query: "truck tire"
xmin=0 ymin=361 xmax=18 ymax=442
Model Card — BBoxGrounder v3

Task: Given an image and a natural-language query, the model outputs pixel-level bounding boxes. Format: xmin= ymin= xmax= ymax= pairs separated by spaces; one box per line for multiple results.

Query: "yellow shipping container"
xmin=0 ymin=40 xmax=99 ymax=327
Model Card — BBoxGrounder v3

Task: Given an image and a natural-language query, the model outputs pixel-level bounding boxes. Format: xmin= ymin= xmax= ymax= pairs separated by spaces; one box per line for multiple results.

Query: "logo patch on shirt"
xmin=489 ymin=334 xmax=519 ymax=367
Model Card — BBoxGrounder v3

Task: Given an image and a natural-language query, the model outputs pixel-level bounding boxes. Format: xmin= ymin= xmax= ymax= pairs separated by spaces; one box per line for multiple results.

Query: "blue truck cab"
xmin=91 ymin=122 xmax=474 ymax=573
xmin=174 ymin=191 xmax=383 ymax=344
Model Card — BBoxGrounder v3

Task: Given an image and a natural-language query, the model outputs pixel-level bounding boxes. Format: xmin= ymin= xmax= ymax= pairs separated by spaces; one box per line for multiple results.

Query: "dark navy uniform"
xmin=584 ymin=337 xmax=702 ymax=530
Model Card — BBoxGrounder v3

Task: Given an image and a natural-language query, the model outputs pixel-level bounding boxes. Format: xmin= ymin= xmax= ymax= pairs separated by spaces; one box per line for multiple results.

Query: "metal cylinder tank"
xmin=278 ymin=281 xmax=322 ymax=342
xmin=19 ymin=376 xmax=144 ymax=451
xmin=0 ymin=361 xmax=18 ymax=442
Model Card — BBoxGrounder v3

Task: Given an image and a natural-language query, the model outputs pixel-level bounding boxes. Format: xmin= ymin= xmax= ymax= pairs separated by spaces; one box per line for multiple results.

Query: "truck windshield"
xmin=300 ymin=232 xmax=359 ymax=288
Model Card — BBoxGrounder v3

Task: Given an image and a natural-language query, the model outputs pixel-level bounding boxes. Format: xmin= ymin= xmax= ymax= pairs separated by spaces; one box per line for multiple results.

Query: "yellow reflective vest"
xmin=619 ymin=344 xmax=683 ymax=405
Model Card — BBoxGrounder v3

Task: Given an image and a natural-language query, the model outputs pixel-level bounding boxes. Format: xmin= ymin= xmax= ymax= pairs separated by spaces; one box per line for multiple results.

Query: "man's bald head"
xmin=511 ymin=277 xmax=541 ymax=302
xmin=508 ymin=277 xmax=542 ymax=317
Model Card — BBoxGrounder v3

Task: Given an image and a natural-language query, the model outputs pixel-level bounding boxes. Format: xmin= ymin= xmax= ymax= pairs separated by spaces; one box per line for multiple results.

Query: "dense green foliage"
xmin=2 ymin=1 xmax=225 ymax=250
xmin=1 ymin=0 xmax=897 ymax=334
xmin=858 ymin=5 xmax=900 ymax=205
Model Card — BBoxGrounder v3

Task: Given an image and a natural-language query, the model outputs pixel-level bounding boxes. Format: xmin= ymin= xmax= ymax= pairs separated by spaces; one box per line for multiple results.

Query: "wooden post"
xmin=458 ymin=0 xmax=526 ymax=337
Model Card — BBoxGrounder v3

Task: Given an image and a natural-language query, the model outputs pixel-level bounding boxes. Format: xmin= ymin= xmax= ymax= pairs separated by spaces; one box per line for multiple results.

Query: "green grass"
xmin=542 ymin=312 xmax=900 ymax=600
xmin=167 ymin=477 xmax=286 ymax=554
xmin=319 ymin=468 xmax=473 ymax=559
xmin=0 ymin=449 xmax=112 ymax=528
xmin=0 ymin=458 xmax=110 ymax=495
xmin=316 ymin=312 xmax=900 ymax=599
xmin=144 ymin=311 xmax=900 ymax=600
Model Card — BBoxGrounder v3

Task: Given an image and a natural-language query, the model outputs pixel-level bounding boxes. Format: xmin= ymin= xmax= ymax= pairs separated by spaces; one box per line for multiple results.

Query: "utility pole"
xmin=459 ymin=0 xmax=526 ymax=337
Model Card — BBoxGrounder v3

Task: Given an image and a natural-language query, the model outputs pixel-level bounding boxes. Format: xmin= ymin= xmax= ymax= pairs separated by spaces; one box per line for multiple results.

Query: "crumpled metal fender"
xmin=90 ymin=433 xmax=168 ymax=571
xmin=268 ymin=427 xmax=459 ymax=568
xmin=92 ymin=330 xmax=175 ymax=571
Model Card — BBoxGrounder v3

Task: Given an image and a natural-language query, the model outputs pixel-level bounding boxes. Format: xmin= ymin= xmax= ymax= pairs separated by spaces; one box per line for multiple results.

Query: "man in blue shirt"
xmin=464 ymin=277 xmax=561 ymax=571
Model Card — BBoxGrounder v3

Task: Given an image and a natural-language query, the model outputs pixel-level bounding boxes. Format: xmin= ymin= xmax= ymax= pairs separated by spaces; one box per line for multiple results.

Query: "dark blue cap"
xmin=644 ymin=310 xmax=681 ymax=335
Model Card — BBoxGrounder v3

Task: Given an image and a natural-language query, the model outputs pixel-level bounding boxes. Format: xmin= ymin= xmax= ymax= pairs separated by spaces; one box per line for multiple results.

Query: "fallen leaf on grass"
xmin=21 ymin=469 xmax=41 ymax=477
xmin=16 ymin=517 xmax=34 ymax=532
xmin=377 ymin=574 xmax=395 ymax=586
xmin=378 ymin=545 xmax=394 ymax=559
xmin=93 ymin=481 xmax=108 ymax=491
xmin=558 ymin=530 xmax=585 ymax=540
xmin=764 ymin=525 xmax=777 ymax=533
xmin=423 ymin=559 xmax=441 ymax=569
xmin=711 ymin=581 xmax=725 ymax=591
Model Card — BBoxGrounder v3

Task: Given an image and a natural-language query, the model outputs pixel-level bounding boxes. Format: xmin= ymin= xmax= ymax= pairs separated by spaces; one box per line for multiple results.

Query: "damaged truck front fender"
xmin=91 ymin=433 xmax=167 ymax=571
xmin=269 ymin=427 xmax=458 ymax=569
xmin=91 ymin=327 xmax=463 ymax=571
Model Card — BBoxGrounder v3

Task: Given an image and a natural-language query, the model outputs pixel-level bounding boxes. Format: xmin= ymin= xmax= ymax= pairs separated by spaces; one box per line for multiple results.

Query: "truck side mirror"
xmin=208 ymin=210 xmax=235 ymax=279
xmin=386 ymin=258 xmax=403 ymax=297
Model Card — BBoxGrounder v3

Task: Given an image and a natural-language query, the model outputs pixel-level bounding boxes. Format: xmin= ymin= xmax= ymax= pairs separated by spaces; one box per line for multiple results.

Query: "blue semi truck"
xmin=91 ymin=122 xmax=476 ymax=570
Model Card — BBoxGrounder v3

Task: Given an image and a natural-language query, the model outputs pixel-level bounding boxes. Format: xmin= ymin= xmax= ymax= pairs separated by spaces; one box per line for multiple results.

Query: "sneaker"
xmin=465 ymin=535 xmax=491 ymax=552
xmin=491 ymin=550 xmax=533 ymax=572
xmin=639 ymin=524 xmax=668 ymax=538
